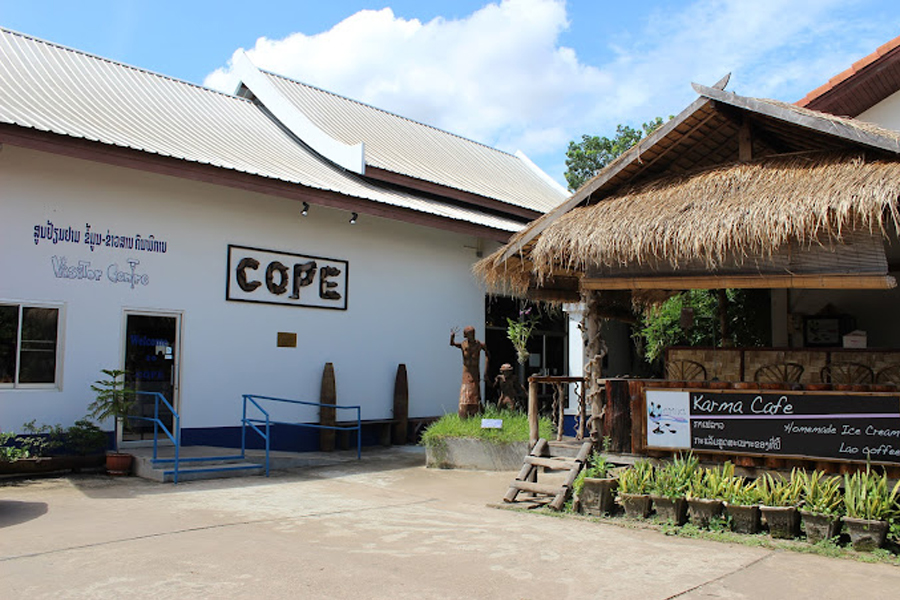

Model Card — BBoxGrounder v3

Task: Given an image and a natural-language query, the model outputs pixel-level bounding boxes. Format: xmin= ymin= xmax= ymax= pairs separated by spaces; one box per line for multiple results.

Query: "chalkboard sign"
xmin=645 ymin=388 xmax=900 ymax=464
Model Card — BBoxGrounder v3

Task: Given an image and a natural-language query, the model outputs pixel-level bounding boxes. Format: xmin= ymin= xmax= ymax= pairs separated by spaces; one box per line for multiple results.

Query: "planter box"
xmin=800 ymin=511 xmax=842 ymax=543
xmin=725 ymin=503 xmax=760 ymax=534
xmin=0 ymin=454 xmax=105 ymax=476
xmin=651 ymin=495 xmax=688 ymax=525
xmin=425 ymin=438 xmax=528 ymax=470
xmin=688 ymin=498 xmax=723 ymax=528
xmin=580 ymin=477 xmax=618 ymax=516
xmin=619 ymin=493 xmax=652 ymax=518
xmin=761 ymin=506 xmax=800 ymax=539
xmin=844 ymin=517 xmax=889 ymax=551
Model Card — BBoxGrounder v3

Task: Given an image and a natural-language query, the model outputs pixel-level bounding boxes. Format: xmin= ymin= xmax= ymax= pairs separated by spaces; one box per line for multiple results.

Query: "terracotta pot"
xmin=651 ymin=495 xmax=688 ymax=525
xmin=725 ymin=503 xmax=761 ymax=534
xmin=688 ymin=498 xmax=724 ymax=528
xmin=761 ymin=505 xmax=800 ymax=539
xmin=619 ymin=493 xmax=652 ymax=519
xmin=580 ymin=477 xmax=618 ymax=516
xmin=800 ymin=511 xmax=842 ymax=543
xmin=105 ymin=452 xmax=133 ymax=476
xmin=844 ymin=517 xmax=889 ymax=551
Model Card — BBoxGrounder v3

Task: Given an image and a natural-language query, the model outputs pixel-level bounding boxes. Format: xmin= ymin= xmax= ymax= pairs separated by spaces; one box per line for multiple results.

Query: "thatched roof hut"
xmin=476 ymin=80 xmax=900 ymax=301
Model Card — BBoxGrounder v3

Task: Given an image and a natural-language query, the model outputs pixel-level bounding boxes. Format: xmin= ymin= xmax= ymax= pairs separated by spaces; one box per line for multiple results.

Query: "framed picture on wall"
xmin=804 ymin=316 xmax=841 ymax=347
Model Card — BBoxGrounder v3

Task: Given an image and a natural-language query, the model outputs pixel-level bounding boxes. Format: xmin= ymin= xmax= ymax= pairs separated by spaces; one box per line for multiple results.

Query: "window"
xmin=0 ymin=303 xmax=61 ymax=387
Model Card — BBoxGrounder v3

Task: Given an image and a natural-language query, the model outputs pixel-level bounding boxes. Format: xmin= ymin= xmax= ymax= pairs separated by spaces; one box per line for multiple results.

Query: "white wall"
xmin=857 ymin=89 xmax=900 ymax=131
xmin=0 ymin=146 xmax=487 ymax=431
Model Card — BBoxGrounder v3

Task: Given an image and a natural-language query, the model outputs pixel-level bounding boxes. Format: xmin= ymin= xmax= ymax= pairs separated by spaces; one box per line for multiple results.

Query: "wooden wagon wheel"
xmin=820 ymin=362 xmax=874 ymax=384
xmin=754 ymin=362 xmax=804 ymax=383
xmin=665 ymin=359 xmax=707 ymax=381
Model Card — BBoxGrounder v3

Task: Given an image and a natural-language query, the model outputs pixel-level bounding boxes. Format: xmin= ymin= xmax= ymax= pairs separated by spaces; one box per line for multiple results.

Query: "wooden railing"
xmin=527 ymin=375 xmax=587 ymax=447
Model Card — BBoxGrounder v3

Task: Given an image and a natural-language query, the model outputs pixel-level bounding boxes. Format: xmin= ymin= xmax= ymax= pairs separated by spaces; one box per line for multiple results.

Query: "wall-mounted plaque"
xmin=226 ymin=245 xmax=348 ymax=310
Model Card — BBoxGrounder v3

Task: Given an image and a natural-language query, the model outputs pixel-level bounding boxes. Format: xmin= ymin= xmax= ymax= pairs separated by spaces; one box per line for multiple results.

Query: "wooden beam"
xmin=739 ymin=118 xmax=753 ymax=162
xmin=582 ymin=273 xmax=897 ymax=291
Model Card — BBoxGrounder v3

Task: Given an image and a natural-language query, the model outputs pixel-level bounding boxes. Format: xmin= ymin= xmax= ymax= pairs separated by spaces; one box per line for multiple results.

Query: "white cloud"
xmin=205 ymin=0 xmax=900 ymax=185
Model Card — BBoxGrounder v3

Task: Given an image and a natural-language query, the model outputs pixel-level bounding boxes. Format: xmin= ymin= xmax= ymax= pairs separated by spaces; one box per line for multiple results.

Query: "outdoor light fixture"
xmin=349 ymin=212 xmax=358 ymax=224
xmin=301 ymin=202 xmax=309 ymax=216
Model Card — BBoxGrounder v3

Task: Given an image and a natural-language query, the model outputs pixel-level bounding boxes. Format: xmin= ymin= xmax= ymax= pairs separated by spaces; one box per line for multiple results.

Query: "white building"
xmin=0 ymin=29 xmax=568 ymax=450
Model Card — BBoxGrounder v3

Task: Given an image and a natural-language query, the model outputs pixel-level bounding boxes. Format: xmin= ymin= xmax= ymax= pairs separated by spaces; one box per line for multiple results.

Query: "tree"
xmin=564 ymin=117 xmax=667 ymax=192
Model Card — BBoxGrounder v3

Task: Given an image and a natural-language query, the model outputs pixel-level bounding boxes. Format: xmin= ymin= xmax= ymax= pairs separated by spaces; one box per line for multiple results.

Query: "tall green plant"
xmin=619 ymin=460 xmax=654 ymax=495
xmin=844 ymin=466 xmax=900 ymax=521
xmin=758 ymin=470 xmax=804 ymax=507
xmin=87 ymin=369 xmax=136 ymax=453
xmin=651 ymin=453 xmax=698 ymax=499
xmin=798 ymin=470 xmax=844 ymax=516
xmin=688 ymin=462 xmax=735 ymax=500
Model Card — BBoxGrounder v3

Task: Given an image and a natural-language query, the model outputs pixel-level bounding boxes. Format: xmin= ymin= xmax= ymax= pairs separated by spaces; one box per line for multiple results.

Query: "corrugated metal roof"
xmin=262 ymin=71 xmax=567 ymax=212
xmin=0 ymin=28 xmax=524 ymax=233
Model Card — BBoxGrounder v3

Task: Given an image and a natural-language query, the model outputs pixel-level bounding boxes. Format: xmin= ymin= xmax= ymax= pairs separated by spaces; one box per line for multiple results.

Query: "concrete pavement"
xmin=2 ymin=446 xmax=899 ymax=599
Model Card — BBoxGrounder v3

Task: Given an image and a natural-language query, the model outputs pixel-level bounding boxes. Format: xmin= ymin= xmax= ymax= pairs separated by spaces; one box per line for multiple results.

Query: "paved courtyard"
xmin=2 ymin=447 xmax=900 ymax=599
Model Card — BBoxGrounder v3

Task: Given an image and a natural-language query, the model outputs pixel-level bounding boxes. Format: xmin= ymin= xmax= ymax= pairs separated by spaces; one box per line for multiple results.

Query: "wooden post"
xmin=604 ymin=378 xmax=633 ymax=453
xmin=528 ymin=376 xmax=539 ymax=449
xmin=392 ymin=363 xmax=409 ymax=445
xmin=319 ymin=362 xmax=336 ymax=452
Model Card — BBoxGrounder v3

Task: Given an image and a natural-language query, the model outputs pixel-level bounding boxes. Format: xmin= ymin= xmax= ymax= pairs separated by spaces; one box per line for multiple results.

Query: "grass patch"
xmin=420 ymin=407 xmax=552 ymax=447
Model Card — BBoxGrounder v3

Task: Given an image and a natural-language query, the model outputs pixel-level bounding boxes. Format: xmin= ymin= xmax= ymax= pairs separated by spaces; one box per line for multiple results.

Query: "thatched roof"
xmin=476 ymin=83 xmax=900 ymax=296
xmin=531 ymin=152 xmax=900 ymax=279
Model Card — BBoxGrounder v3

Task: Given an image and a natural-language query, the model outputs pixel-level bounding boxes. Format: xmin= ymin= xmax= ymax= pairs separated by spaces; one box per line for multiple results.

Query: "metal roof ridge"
xmin=260 ymin=68 xmax=523 ymax=160
xmin=0 ymin=26 xmax=252 ymax=105
xmin=234 ymin=52 xmax=365 ymax=174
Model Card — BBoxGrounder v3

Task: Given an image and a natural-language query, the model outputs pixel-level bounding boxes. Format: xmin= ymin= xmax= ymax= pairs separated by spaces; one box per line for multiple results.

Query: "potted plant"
xmin=650 ymin=453 xmax=698 ymax=525
xmin=617 ymin=460 xmax=655 ymax=518
xmin=575 ymin=452 xmax=618 ymax=516
xmin=723 ymin=476 xmax=762 ymax=534
xmin=687 ymin=462 xmax=732 ymax=528
xmin=843 ymin=465 xmax=900 ymax=551
xmin=758 ymin=470 xmax=804 ymax=539
xmin=797 ymin=470 xmax=844 ymax=543
xmin=87 ymin=368 xmax=137 ymax=476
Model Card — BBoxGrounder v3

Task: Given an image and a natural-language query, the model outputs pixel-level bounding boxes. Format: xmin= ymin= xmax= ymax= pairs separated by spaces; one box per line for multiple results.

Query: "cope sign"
xmin=226 ymin=245 xmax=348 ymax=310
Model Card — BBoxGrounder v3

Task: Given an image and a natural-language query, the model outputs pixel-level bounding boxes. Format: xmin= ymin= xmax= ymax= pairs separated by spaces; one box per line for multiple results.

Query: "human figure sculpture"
xmin=450 ymin=326 xmax=489 ymax=418
xmin=493 ymin=363 xmax=525 ymax=411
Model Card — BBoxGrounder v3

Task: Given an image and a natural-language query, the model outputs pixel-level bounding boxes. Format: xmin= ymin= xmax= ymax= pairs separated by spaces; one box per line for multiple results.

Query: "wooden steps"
xmin=503 ymin=438 xmax=593 ymax=511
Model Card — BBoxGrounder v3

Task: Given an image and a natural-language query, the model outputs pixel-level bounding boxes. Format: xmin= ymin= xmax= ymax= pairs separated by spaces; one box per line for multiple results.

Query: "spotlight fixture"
xmin=301 ymin=202 xmax=309 ymax=217
xmin=349 ymin=212 xmax=358 ymax=225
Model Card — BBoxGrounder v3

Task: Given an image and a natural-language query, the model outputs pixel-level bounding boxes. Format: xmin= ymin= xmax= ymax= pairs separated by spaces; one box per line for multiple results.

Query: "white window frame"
xmin=0 ymin=300 xmax=65 ymax=390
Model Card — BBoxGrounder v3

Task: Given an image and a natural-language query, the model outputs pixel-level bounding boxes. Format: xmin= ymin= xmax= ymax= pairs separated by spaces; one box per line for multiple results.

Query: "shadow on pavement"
xmin=0 ymin=499 xmax=48 ymax=528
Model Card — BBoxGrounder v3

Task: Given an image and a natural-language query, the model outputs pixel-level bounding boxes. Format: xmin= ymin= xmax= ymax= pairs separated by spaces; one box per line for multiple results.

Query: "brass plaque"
xmin=277 ymin=332 xmax=297 ymax=348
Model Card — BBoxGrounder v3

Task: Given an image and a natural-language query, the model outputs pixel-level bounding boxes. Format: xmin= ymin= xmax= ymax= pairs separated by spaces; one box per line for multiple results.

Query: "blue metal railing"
xmin=241 ymin=394 xmax=362 ymax=477
xmin=124 ymin=391 xmax=181 ymax=484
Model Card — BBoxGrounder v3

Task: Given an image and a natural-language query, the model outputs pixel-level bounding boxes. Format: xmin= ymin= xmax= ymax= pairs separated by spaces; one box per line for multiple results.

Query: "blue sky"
xmin=3 ymin=0 xmax=899 ymax=187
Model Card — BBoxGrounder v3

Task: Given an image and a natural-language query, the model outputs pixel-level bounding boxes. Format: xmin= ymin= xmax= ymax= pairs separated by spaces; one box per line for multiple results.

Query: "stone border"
xmin=425 ymin=438 xmax=527 ymax=470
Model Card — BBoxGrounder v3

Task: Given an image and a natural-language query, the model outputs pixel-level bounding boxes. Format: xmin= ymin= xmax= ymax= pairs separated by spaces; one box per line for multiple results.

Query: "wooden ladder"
xmin=503 ymin=438 xmax=593 ymax=510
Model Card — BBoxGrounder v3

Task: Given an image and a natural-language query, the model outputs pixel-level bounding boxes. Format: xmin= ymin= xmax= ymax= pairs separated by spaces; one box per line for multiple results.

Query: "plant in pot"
xmin=617 ymin=460 xmax=655 ymax=518
xmin=650 ymin=453 xmax=698 ymax=525
xmin=87 ymin=368 xmax=137 ymax=476
xmin=758 ymin=469 xmax=804 ymax=539
xmin=797 ymin=470 xmax=844 ymax=543
xmin=574 ymin=452 xmax=618 ymax=516
xmin=722 ymin=476 xmax=762 ymax=534
xmin=687 ymin=462 xmax=732 ymax=528
xmin=843 ymin=465 xmax=900 ymax=551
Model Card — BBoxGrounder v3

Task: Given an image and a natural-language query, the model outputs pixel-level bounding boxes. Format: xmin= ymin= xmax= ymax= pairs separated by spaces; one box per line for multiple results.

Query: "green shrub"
xmin=420 ymin=407 xmax=552 ymax=446
xmin=688 ymin=462 xmax=735 ymax=500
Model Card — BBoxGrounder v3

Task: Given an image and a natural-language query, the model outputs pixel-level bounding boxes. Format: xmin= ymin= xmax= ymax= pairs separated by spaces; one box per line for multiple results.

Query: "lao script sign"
xmin=645 ymin=388 xmax=900 ymax=464
xmin=226 ymin=245 xmax=348 ymax=310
